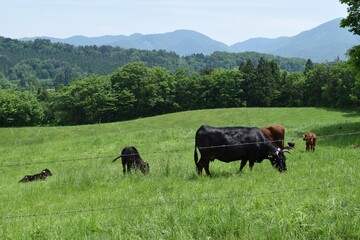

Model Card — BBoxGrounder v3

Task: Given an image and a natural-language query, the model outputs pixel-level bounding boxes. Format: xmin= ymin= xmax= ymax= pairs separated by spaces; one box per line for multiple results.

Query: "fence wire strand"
xmin=1 ymin=130 xmax=360 ymax=168
xmin=1 ymin=183 xmax=356 ymax=221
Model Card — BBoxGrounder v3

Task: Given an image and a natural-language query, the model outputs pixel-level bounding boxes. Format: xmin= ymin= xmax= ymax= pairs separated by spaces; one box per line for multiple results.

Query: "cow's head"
xmin=140 ymin=162 xmax=150 ymax=175
xmin=268 ymin=148 xmax=290 ymax=172
xmin=42 ymin=168 xmax=52 ymax=176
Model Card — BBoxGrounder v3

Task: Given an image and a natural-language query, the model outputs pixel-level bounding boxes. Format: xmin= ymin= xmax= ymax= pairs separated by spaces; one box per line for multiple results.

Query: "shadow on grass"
xmin=323 ymin=108 xmax=360 ymax=118
xmin=186 ymin=171 xmax=241 ymax=180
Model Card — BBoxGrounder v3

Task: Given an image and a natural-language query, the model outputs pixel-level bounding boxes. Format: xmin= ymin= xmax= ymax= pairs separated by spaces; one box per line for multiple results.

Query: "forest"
xmin=0 ymin=36 xmax=359 ymax=127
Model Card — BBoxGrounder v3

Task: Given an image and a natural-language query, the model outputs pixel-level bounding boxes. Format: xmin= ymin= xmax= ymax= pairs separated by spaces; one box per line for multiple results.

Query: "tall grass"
xmin=0 ymin=108 xmax=359 ymax=239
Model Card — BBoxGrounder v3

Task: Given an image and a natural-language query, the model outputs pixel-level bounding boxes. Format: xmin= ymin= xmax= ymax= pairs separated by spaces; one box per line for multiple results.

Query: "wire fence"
xmin=1 ymin=130 xmax=360 ymax=168
xmin=2 ymin=182 xmax=356 ymax=221
xmin=307 ymin=131 xmax=360 ymax=139
xmin=1 ymin=129 xmax=359 ymax=229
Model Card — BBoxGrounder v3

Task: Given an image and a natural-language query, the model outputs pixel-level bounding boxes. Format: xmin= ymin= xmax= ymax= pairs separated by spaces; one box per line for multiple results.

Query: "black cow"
xmin=112 ymin=146 xmax=150 ymax=175
xmin=194 ymin=125 xmax=290 ymax=176
xmin=19 ymin=168 xmax=53 ymax=183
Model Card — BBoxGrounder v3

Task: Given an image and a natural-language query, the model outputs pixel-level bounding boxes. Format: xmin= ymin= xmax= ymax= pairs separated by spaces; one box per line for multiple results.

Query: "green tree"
xmin=53 ymin=75 xmax=116 ymax=125
xmin=0 ymin=72 xmax=13 ymax=89
xmin=110 ymin=62 xmax=149 ymax=119
xmin=199 ymin=68 xmax=244 ymax=108
xmin=174 ymin=69 xmax=202 ymax=110
xmin=304 ymin=59 xmax=314 ymax=75
xmin=276 ymin=72 xmax=306 ymax=107
xmin=239 ymin=59 xmax=256 ymax=107
xmin=340 ymin=0 xmax=360 ymax=35
xmin=323 ymin=62 xmax=357 ymax=108
xmin=110 ymin=62 xmax=178 ymax=118
xmin=304 ymin=64 xmax=328 ymax=106
xmin=244 ymin=58 xmax=276 ymax=107
xmin=340 ymin=0 xmax=360 ymax=77
xmin=0 ymin=89 xmax=44 ymax=126
xmin=143 ymin=66 xmax=178 ymax=115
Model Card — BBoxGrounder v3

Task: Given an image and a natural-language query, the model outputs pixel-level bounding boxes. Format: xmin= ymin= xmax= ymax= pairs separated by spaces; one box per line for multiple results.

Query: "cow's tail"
xmin=112 ymin=155 xmax=121 ymax=162
xmin=194 ymin=144 xmax=199 ymax=165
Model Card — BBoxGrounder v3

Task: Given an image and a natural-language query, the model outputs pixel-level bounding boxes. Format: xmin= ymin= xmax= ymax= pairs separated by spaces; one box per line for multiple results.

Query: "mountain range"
xmin=20 ymin=18 xmax=360 ymax=63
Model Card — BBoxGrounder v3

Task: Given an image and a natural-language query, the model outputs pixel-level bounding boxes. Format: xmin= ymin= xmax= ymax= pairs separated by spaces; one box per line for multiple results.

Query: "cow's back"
xmin=260 ymin=125 xmax=285 ymax=149
xmin=195 ymin=125 xmax=273 ymax=162
xmin=196 ymin=125 xmax=260 ymax=146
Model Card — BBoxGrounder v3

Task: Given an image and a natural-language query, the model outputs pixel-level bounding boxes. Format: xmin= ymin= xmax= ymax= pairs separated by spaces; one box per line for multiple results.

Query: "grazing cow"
xmin=19 ymin=168 xmax=52 ymax=183
xmin=260 ymin=125 xmax=295 ymax=150
xmin=112 ymin=146 xmax=150 ymax=175
xmin=194 ymin=125 xmax=290 ymax=176
xmin=260 ymin=125 xmax=285 ymax=149
xmin=303 ymin=132 xmax=317 ymax=152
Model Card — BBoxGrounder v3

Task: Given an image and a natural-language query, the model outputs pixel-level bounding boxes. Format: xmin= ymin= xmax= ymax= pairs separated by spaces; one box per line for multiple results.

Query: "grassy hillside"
xmin=0 ymin=108 xmax=359 ymax=239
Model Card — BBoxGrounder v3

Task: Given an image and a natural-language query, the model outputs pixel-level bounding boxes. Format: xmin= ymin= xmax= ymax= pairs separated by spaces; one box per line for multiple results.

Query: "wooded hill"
xmin=0 ymin=36 xmax=306 ymax=88
xmin=0 ymin=35 xmax=359 ymax=127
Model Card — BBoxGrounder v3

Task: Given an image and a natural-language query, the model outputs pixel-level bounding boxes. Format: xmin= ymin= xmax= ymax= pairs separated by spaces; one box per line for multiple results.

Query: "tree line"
xmin=1 ymin=0 xmax=360 ymax=127
xmin=0 ymin=58 xmax=359 ymax=127
xmin=0 ymin=36 xmax=307 ymax=90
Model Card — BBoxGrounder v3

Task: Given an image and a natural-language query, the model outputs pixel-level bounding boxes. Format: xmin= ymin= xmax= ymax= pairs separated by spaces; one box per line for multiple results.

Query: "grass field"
xmin=0 ymin=108 xmax=359 ymax=239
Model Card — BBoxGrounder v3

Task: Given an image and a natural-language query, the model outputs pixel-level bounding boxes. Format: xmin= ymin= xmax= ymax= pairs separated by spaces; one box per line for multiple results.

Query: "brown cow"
xmin=260 ymin=125 xmax=285 ymax=149
xmin=303 ymin=132 xmax=316 ymax=152
xmin=260 ymin=125 xmax=295 ymax=150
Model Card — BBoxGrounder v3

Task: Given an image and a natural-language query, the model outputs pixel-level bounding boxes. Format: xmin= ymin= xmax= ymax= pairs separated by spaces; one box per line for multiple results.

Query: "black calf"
xmin=113 ymin=146 xmax=149 ymax=175
xmin=19 ymin=168 xmax=53 ymax=183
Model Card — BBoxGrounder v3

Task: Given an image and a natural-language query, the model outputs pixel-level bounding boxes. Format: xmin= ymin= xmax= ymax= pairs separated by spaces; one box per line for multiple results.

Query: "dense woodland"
xmin=0 ymin=36 xmax=359 ymax=127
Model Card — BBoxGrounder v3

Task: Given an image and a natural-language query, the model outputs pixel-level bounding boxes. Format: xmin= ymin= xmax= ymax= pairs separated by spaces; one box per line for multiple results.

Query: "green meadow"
xmin=0 ymin=108 xmax=359 ymax=239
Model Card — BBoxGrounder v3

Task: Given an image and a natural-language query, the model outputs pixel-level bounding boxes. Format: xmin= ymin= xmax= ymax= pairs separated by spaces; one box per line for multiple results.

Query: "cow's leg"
xmin=127 ymin=163 xmax=132 ymax=173
xmin=249 ymin=160 xmax=255 ymax=171
xmin=203 ymin=160 xmax=211 ymax=176
xmin=197 ymin=157 xmax=211 ymax=175
xmin=196 ymin=157 xmax=204 ymax=175
xmin=239 ymin=160 xmax=248 ymax=172
xmin=122 ymin=163 xmax=126 ymax=175
xmin=196 ymin=164 xmax=203 ymax=175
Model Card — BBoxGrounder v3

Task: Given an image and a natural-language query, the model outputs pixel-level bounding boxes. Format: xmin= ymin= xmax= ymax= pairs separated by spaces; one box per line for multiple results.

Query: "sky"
xmin=0 ymin=0 xmax=348 ymax=45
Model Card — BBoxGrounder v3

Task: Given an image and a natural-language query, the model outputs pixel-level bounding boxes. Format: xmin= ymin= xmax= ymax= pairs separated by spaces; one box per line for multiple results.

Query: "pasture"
xmin=0 ymin=108 xmax=359 ymax=239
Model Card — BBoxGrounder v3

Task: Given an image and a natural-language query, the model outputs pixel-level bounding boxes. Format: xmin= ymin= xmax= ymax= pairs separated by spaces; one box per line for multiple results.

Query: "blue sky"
xmin=1 ymin=0 xmax=348 ymax=45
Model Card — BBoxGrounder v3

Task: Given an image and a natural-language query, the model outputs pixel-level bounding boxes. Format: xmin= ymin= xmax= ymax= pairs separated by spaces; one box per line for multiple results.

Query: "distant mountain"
xmin=20 ymin=35 xmax=128 ymax=46
xmin=20 ymin=18 xmax=360 ymax=62
xmin=230 ymin=18 xmax=360 ymax=62
xmin=20 ymin=30 xmax=228 ymax=56
xmin=109 ymin=30 xmax=229 ymax=56
xmin=230 ymin=37 xmax=290 ymax=54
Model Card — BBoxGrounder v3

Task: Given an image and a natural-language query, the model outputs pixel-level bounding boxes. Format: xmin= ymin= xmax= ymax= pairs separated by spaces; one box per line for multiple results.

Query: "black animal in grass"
xmin=194 ymin=125 xmax=291 ymax=176
xmin=112 ymin=146 xmax=150 ymax=175
xmin=19 ymin=168 xmax=53 ymax=183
